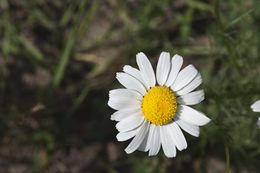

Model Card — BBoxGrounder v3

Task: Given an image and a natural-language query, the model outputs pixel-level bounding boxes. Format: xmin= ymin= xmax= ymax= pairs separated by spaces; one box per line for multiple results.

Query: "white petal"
xmin=123 ymin=65 xmax=150 ymax=90
xmin=156 ymin=52 xmax=171 ymax=86
xmin=109 ymin=89 xmax=143 ymax=101
xmin=116 ymin=112 xmax=144 ymax=132
xmin=165 ymin=54 xmax=183 ymax=87
xmin=171 ymin=65 xmax=198 ymax=91
xmin=144 ymin=123 xmax=156 ymax=152
xmin=108 ymin=94 xmax=139 ymax=105
xmin=251 ymin=100 xmax=260 ymax=112
xmin=116 ymin=72 xmax=147 ymax=95
xmin=178 ymin=105 xmax=211 ymax=126
xmin=116 ymin=121 xmax=143 ymax=141
xmin=125 ymin=121 xmax=150 ymax=154
xmin=108 ymin=96 xmax=140 ymax=110
xmin=136 ymin=52 xmax=156 ymax=88
xmin=176 ymin=73 xmax=202 ymax=96
xmin=177 ymin=90 xmax=205 ymax=105
xmin=167 ymin=122 xmax=187 ymax=151
xmin=117 ymin=131 xmax=137 ymax=142
xmin=175 ymin=118 xmax=200 ymax=137
xmin=148 ymin=126 xmax=161 ymax=156
xmin=160 ymin=126 xmax=176 ymax=158
xmin=137 ymin=130 xmax=149 ymax=151
xmin=111 ymin=107 xmax=140 ymax=121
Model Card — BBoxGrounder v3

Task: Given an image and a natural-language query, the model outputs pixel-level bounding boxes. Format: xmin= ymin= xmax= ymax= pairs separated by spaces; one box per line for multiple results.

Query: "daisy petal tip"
xmin=148 ymin=153 xmax=156 ymax=157
xmin=136 ymin=52 xmax=149 ymax=64
xmin=115 ymin=123 xmax=120 ymax=131
xmin=124 ymin=148 xmax=133 ymax=154
xmin=172 ymin=54 xmax=183 ymax=63
xmin=250 ymin=101 xmax=260 ymax=111
xmin=160 ymin=51 xmax=170 ymax=56
xmin=122 ymin=65 xmax=128 ymax=71
xmin=116 ymin=134 xmax=122 ymax=142
xmin=115 ymin=72 xmax=121 ymax=78
xmin=194 ymin=130 xmax=200 ymax=137
xmin=107 ymin=100 xmax=112 ymax=107
xmin=173 ymin=54 xmax=182 ymax=58
xmin=137 ymin=51 xmax=145 ymax=55
xmin=110 ymin=113 xmax=116 ymax=120
xmin=194 ymin=134 xmax=200 ymax=138
xmin=122 ymin=65 xmax=132 ymax=72
xmin=203 ymin=117 xmax=211 ymax=126
xmin=188 ymin=64 xmax=196 ymax=69
xmin=198 ymin=115 xmax=211 ymax=126
xmin=165 ymin=154 xmax=176 ymax=158
xmin=136 ymin=52 xmax=146 ymax=58
xmin=202 ymin=95 xmax=205 ymax=101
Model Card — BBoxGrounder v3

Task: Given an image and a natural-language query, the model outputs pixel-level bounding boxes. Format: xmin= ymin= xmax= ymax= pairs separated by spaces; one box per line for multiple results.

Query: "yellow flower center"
xmin=141 ymin=86 xmax=177 ymax=125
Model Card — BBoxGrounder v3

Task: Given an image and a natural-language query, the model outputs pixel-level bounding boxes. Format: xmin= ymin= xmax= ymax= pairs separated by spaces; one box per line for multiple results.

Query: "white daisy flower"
xmin=108 ymin=52 xmax=211 ymax=158
xmin=251 ymin=100 xmax=260 ymax=128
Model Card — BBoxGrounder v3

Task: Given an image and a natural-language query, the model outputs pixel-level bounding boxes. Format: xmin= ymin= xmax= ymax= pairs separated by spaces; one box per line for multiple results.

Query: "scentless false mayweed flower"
xmin=108 ymin=52 xmax=211 ymax=157
xmin=251 ymin=100 xmax=260 ymax=128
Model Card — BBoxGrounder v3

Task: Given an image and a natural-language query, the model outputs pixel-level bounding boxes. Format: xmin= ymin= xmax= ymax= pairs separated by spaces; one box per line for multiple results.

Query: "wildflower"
xmin=108 ymin=52 xmax=211 ymax=157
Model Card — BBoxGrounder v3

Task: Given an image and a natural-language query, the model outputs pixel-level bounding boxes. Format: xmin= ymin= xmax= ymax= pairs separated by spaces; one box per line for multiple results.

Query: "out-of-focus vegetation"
xmin=0 ymin=0 xmax=259 ymax=172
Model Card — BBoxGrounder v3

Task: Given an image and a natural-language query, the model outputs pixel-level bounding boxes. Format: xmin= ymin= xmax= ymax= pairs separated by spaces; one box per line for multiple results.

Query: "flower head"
xmin=108 ymin=52 xmax=211 ymax=157
xmin=251 ymin=100 xmax=260 ymax=128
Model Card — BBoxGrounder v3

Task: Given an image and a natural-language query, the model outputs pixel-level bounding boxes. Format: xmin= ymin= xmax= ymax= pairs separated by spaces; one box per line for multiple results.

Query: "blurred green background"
xmin=0 ymin=0 xmax=260 ymax=172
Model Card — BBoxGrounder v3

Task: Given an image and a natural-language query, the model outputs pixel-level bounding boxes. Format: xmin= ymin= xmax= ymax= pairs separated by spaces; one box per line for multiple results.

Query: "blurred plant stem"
xmin=52 ymin=29 xmax=75 ymax=88
xmin=224 ymin=143 xmax=231 ymax=173
xmin=52 ymin=0 xmax=97 ymax=88
xmin=68 ymin=84 xmax=90 ymax=116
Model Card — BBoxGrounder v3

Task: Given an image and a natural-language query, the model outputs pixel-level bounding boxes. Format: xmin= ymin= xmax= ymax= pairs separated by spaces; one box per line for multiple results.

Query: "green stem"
xmin=52 ymin=0 xmax=97 ymax=88
xmin=224 ymin=143 xmax=231 ymax=173
xmin=52 ymin=30 xmax=75 ymax=88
